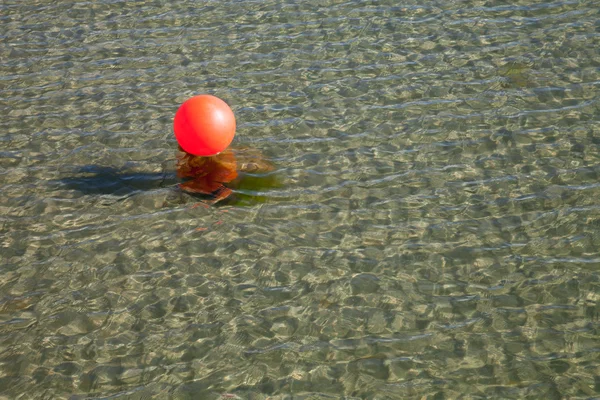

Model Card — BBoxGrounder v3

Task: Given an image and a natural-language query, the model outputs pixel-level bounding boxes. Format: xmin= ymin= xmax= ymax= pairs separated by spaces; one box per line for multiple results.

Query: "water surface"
xmin=1 ymin=0 xmax=600 ymax=398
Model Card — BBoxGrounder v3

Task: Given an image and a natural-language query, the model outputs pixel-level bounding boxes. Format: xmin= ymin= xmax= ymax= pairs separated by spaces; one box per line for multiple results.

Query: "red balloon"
xmin=173 ymin=95 xmax=236 ymax=156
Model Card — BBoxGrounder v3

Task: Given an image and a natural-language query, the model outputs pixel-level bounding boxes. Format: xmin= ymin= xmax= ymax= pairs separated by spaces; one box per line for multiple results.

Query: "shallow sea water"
xmin=2 ymin=0 xmax=600 ymax=398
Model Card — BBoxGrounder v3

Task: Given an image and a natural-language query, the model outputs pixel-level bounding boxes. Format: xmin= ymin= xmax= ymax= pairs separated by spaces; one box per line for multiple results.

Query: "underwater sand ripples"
xmin=1 ymin=0 xmax=600 ymax=398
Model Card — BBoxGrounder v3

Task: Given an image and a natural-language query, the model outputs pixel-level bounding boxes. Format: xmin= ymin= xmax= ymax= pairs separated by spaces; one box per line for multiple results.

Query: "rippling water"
xmin=2 ymin=0 xmax=600 ymax=398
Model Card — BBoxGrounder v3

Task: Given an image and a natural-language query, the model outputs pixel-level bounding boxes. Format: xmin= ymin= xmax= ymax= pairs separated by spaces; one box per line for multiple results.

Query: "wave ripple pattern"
xmin=1 ymin=0 xmax=600 ymax=398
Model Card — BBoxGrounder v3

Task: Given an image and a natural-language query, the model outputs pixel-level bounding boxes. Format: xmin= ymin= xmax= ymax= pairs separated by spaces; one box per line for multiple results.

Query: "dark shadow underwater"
xmin=49 ymin=165 xmax=282 ymax=206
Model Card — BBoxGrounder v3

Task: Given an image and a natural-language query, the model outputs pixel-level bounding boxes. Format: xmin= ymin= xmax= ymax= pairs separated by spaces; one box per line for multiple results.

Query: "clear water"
xmin=2 ymin=0 xmax=600 ymax=398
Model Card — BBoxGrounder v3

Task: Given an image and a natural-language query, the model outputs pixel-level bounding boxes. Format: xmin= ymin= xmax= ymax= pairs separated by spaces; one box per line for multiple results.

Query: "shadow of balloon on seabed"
xmin=50 ymin=164 xmax=283 ymax=206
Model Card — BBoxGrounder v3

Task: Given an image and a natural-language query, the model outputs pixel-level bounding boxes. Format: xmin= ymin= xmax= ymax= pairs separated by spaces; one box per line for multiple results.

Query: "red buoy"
xmin=173 ymin=95 xmax=236 ymax=156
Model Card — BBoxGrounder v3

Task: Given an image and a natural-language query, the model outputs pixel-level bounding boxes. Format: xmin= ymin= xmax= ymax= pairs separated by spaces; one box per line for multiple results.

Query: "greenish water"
xmin=2 ymin=0 xmax=600 ymax=398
